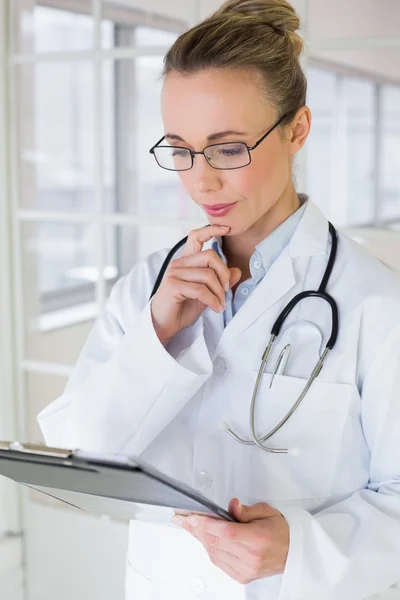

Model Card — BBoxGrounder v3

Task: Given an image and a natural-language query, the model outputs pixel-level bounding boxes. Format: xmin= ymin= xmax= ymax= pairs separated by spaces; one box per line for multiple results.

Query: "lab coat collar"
xmin=202 ymin=198 xmax=330 ymax=357
xmin=288 ymin=197 xmax=329 ymax=258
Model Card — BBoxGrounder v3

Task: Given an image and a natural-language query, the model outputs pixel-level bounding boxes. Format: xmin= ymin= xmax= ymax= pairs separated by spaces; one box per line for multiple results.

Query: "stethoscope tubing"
xmin=149 ymin=222 xmax=339 ymax=454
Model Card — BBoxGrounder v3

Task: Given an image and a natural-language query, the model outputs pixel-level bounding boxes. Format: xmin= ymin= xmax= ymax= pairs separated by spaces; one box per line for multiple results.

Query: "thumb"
xmin=228 ymin=498 xmax=277 ymax=523
xmin=228 ymin=267 xmax=242 ymax=289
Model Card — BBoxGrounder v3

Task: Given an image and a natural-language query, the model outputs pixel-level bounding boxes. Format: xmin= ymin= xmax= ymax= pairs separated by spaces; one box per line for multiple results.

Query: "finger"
xmin=178 ymin=515 xmax=250 ymax=545
xmin=182 ymin=522 xmax=245 ymax=559
xmin=169 ymin=267 xmax=226 ymax=309
xmin=204 ymin=531 xmax=249 ymax=559
xmin=202 ymin=518 xmax=259 ymax=547
xmin=208 ymin=546 xmax=243 ymax=566
xmin=175 ymin=249 xmax=231 ymax=293
xmin=229 ymin=498 xmax=278 ymax=523
xmin=181 ymin=225 xmax=230 ymax=257
xmin=173 ymin=517 xmax=255 ymax=580
xmin=168 ymin=278 xmax=224 ymax=313
xmin=209 ymin=555 xmax=249 ymax=585
xmin=229 ymin=267 xmax=242 ymax=290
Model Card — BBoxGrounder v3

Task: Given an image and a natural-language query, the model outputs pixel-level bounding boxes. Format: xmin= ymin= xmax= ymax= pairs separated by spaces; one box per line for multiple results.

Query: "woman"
xmin=38 ymin=1 xmax=400 ymax=598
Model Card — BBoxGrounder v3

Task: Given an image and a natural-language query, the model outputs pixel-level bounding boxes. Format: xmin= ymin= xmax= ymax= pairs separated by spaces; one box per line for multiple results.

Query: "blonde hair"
xmin=162 ymin=0 xmax=306 ymax=126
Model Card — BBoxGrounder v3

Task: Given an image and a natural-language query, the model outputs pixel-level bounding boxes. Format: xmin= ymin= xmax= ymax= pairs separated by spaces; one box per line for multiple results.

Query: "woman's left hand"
xmin=171 ymin=498 xmax=290 ymax=585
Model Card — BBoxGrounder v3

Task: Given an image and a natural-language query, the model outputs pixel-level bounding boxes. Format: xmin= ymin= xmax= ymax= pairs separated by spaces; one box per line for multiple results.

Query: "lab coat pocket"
xmin=125 ymin=560 xmax=153 ymax=599
xmin=230 ymin=371 xmax=355 ymax=503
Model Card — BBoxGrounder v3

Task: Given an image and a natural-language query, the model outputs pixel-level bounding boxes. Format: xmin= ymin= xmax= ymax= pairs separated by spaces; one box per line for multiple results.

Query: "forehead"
xmin=161 ymin=68 xmax=274 ymax=142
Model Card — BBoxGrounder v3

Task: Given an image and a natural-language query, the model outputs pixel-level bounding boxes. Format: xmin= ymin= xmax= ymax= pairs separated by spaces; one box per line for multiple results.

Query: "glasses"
xmin=149 ymin=115 xmax=287 ymax=171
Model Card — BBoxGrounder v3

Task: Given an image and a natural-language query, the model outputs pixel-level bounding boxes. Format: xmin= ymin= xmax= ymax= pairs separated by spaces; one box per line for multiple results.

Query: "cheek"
xmin=250 ymin=143 xmax=290 ymax=192
xmin=227 ymin=155 xmax=282 ymax=199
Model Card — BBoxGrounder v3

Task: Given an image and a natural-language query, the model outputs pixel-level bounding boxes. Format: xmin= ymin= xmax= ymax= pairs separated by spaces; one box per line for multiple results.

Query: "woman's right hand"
xmin=151 ymin=225 xmax=242 ymax=346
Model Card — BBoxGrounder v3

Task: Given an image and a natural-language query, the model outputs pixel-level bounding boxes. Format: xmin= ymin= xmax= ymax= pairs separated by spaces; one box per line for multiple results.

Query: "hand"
xmin=151 ymin=225 xmax=241 ymax=345
xmin=171 ymin=498 xmax=290 ymax=585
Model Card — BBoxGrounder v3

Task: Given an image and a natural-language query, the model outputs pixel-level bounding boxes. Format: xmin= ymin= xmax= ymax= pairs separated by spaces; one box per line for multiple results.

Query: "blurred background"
xmin=0 ymin=0 xmax=399 ymax=598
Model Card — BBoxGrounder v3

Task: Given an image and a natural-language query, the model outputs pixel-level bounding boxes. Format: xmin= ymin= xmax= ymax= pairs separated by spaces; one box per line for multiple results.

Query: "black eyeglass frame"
xmin=149 ymin=114 xmax=288 ymax=171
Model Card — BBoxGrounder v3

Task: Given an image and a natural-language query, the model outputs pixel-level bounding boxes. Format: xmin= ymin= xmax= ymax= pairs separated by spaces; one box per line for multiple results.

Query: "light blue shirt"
xmin=212 ymin=195 xmax=308 ymax=325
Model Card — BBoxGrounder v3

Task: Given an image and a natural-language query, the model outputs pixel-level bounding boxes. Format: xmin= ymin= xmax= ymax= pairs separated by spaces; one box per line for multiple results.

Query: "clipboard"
xmin=0 ymin=441 xmax=236 ymax=522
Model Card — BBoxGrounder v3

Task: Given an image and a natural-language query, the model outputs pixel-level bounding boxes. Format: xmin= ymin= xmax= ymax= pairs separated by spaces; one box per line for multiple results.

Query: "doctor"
xmin=38 ymin=0 xmax=400 ymax=598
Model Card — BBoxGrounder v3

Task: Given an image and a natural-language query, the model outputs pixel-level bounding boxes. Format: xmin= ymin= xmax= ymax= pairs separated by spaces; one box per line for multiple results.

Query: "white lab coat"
xmin=38 ymin=199 xmax=400 ymax=600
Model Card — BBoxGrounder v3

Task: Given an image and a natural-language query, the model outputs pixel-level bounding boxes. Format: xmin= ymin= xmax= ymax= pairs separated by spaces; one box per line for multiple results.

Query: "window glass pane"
xmin=134 ymin=26 xmax=179 ymax=46
xmin=307 ymin=67 xmax=377 ymax=226
xmin=380 ymin=85 xmax=400 ymax=221
xmin=17 ymin=60 xmax=115 ymax=213
xmin=20 ymin=219 xmax=119 ymax=372
xmin=108 ymin=224 xmax=194 ymax=280
xmin=33 ymin=6 xmax=93 ymax=53
xmin=109 ymin=54 xmax=194 ymax=218
xmin=306 ymin=67 xmax=337 ymax=219
xmin=21 ymin=222 xmax=98 ymax=363
xmin=22 ymin=221 xmax=98 ymax=302
xmin=107 ymin=225 xmax=200 ymax=284
xmin=343 ymin=77 xmax=376 ymax=225
xmin=37 ymin=224 xmax=97 ymax=297
xmin=18 ymin=61 xmax=94 ymax=211
xmin=10 ymin=2 xmax=111 ymax=53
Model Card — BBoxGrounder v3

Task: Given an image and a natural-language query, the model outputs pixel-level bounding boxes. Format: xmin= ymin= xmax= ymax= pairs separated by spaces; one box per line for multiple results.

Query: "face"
xmin=161 ymin=68 xmax=310 ymax=237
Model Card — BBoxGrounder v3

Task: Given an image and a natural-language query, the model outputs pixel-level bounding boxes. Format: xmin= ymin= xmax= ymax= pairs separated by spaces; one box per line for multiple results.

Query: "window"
xmin=306 ymin=67 xmax=337 ymax=218
xmin=307 ymin=65 xmax=379 ymax=227
xmin=380 ymin=84 xmax=400 ymax=221
xmin=17 ymin=3 xmax=189 ymax=315
xmin=14 ymin=4 xmax=400 ymax=317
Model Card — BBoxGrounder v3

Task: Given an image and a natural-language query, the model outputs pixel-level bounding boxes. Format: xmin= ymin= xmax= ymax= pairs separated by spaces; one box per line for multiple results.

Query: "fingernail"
xmin=218 ymin=225 xmax=230 ymax=230
xmin=219 ymin=305 xmax=224 ymax=313
xmin=224 ymin=282 xmax=230 ymax=292
xmin=187 ymin=516 xmax=198 ymax=527
xmin=171 ymin=515 xmax=185 ymax=526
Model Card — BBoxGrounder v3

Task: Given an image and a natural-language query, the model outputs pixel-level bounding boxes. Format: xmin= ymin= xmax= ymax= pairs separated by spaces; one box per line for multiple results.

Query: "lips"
xmin=203 ymin=203 xmax=236 ymax=210
xmin=203 ymin=202 xmax=238 ymax=216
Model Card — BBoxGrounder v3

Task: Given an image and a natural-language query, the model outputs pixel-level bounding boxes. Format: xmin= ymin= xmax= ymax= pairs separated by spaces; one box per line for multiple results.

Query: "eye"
xmin=217 ymin=144 xmax=246 ymax=157
xmin=171 ymin=148 xmax=190 ymax=157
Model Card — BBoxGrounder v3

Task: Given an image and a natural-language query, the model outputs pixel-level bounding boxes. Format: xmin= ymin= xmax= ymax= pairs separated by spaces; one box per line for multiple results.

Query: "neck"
xmin=223 ymin=187 xmax=300 ymax=279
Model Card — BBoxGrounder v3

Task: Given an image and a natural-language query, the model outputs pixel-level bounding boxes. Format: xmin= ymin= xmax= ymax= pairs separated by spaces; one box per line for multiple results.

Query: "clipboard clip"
xmin=0 ymin=441 xmax=74 ymax=458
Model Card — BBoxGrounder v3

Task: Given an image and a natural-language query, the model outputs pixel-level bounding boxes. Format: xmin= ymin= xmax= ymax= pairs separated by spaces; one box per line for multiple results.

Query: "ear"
xmin=288 ymin=106 xmax=311 ymax=156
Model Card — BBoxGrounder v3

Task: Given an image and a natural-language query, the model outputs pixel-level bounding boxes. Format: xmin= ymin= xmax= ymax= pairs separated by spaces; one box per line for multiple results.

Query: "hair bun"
xmin=216 ymin=0 xmax=303 ymax=56
xmin=217 ymin=0 xmax=300 ymax=33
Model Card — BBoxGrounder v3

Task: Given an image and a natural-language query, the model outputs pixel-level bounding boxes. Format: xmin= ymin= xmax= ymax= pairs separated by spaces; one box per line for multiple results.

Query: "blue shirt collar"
xmin=211 ymin=194 xmax=308 ymax=282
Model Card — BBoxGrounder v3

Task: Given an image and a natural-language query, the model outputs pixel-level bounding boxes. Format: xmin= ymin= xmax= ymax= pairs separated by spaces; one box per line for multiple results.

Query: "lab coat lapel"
xmin=213 ymin=247 xmax=296 ymax=358
xmin=203 ymin=308 xmax=225 ymax=352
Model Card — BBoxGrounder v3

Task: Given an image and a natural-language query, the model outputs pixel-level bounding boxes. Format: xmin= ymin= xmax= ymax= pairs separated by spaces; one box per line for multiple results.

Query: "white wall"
xmin=307 ymin=0 xmax=400 ymax=40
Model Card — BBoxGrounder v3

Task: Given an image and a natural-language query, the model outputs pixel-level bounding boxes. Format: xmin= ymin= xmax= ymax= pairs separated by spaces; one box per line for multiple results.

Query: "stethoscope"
xmin=149 ymin=222 xmax=339 ymax=454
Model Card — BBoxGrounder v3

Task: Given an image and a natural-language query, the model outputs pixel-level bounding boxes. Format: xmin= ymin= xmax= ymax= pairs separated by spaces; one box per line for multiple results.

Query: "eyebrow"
xmin=165 ymin=130 xmax=248 ymax=143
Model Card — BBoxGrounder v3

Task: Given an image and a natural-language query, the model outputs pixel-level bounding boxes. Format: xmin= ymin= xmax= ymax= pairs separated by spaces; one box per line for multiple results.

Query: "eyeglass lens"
xmin=153 ymin=142 xmax=251 ymax=171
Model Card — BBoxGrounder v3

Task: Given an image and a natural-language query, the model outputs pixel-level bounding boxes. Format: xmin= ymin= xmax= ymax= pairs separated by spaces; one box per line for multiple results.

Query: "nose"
xmin=191 ymin=152 xmax=222 ymax=194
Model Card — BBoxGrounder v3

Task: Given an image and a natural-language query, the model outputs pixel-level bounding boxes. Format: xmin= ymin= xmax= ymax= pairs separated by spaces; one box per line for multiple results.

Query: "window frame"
xmin=13 ymin=3 xmax=400 ymax=317
xmin=308 ymin=56 xmax=400 ymax=228
xmin=33 ymin=1 xmax=185 ymax=315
